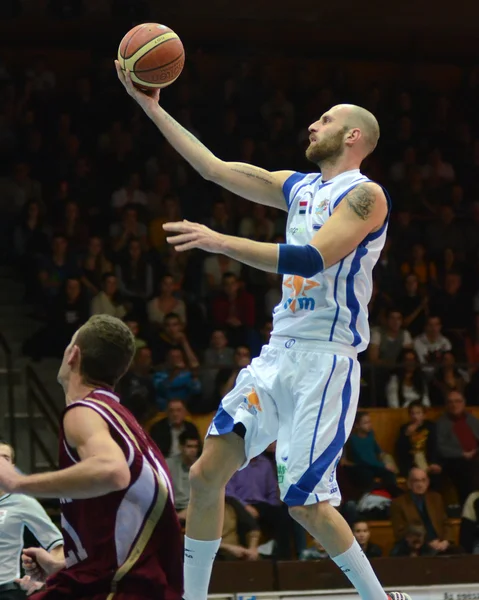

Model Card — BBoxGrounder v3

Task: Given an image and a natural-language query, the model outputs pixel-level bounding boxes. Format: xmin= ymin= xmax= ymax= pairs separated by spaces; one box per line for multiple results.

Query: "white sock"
xmin=332 ymin=539 xmax=387 ymax=600
xmin=183 ymin=536 xmax=221 ymax=600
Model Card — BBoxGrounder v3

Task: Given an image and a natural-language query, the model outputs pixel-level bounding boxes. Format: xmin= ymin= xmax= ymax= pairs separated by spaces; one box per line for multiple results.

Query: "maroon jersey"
xmin=37 ymin=389 xmax=183 ymax=600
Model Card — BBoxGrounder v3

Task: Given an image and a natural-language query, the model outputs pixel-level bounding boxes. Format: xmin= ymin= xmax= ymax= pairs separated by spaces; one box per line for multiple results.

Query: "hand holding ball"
xmin=118 ymin=23 xmax=185 ymax=89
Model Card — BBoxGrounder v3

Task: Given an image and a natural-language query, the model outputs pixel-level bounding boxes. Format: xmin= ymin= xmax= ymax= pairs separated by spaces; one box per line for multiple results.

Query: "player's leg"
xmin=184 ymin=353 xmax=279 ymax=600
xmin=280 ymin=353 xmax=409 ymax=600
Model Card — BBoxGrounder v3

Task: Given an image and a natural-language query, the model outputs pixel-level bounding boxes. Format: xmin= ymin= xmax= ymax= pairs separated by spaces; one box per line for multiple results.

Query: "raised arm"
xmin=115 ymin=62 xmax=293 ymax=210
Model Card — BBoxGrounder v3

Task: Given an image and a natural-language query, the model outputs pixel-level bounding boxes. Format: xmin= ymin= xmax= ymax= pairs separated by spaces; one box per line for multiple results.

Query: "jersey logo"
xmin=283 ymin=276 xmax=320 ymax=312
xmin=315 ymin=198 xmax=330 ymax=213
xmin=298 ymin=200 xmax=308 ymax=215
xmin=243 ymin=390 xmax=262 ymax=415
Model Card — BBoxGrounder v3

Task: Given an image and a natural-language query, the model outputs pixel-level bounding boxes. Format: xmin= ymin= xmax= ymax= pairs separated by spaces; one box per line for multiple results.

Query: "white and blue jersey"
xmin=273 ymin=168 xmax=390 ymax=352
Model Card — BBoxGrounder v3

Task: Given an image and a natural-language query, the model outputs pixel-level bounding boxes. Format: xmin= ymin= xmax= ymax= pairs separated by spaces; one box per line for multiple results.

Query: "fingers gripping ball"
xmin=118 ymin=23 xmax=185 ymax=89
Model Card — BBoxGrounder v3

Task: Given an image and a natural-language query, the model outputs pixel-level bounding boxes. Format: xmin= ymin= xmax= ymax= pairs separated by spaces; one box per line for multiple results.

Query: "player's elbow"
xmin=202 ymin=158 xmax=225 ymax=183
xmin=107 ymin=461 xmax=131 ymax=491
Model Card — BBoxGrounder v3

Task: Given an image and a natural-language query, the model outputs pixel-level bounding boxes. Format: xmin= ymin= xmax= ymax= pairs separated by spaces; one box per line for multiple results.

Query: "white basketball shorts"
xmin=208 ymin=336 xmax=360 ymax=507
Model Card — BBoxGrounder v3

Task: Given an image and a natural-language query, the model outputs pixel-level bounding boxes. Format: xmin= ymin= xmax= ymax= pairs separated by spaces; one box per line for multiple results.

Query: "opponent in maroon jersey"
xmin=0 ymin=315 xmax=183 ymax=600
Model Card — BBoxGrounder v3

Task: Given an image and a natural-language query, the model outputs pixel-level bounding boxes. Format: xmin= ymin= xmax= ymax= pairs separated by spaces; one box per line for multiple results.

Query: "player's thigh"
xmin=208 ymin=349 xmax=280 ymax=467
xmin=278 ymin=354 xmax=360 ymax=507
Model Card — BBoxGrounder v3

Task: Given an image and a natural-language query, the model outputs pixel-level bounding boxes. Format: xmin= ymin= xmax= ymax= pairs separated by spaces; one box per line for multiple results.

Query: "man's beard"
xmin=305 ymin=128 xmax=346 ymax=164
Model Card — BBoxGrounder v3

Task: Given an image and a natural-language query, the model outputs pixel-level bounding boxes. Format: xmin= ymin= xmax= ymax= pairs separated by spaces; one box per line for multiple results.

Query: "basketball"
xmin=117 ymin=23 xmax=185 ymax=89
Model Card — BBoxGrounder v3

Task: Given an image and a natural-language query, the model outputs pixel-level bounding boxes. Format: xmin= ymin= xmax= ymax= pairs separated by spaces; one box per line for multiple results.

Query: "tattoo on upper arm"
xmin=346 ymin=185 xmax=377 ymax=220
xmin=230 ymin=164 xmax=274 ymax=186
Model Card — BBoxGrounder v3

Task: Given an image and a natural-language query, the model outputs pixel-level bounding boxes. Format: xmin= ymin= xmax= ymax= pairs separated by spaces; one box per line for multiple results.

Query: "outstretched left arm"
xmin=164 ymin=182 xmax=388 ymax=275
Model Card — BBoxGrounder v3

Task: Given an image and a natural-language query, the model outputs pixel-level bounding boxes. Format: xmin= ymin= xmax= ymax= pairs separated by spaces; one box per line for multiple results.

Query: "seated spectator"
xmin=396 ymin=401 xmax=441 ymax=481
xmin=460 ymin=490 xmax=479 ymax=554
xmin=110 ymin=205 xmax=148 ymax=254
xmin=414 ymin=316 xmax=452 ymax=378
xmin=429 ymin=350 xmax=469 ymax=406
xmin=147 ymin=274 xmax=186 ymax=327
xmin=218 ymin=499 xmax=261 ymax=561
xmin=203 ymin=254 xmax=242 ymax=293
xmin=250 ymin=319 xmax=274 ymax=358
xmin=117 ymin=346 xmax=156 ymax=423
xmin=166 ymin=431 xmax=201 ymax=523
xmin=153 ymin=348 xmax=201 ymax=410
xmin=398 ymin=274 xmax=429 ymax=338
xmin=400 ymin=243 xmax=437 ymax=287
xmin=90 ymin=273 xmax=127 ymax=319
xmin=437 ymin=247 xmax=465 ymax=286
xmin=391 ymin=468 xmax=461 ymax=555
xmin=225 ymin=453 xmax=283 ymax=556
xmin=368 ymin=279 xmax=393 ymax=328
xmin=465 ymin=313 xmax=479 ymax=375
xmin=149 ymin=194 xmax=182 ymax=252
xmin=430 ymin=272 xmax=471 ymax=335
xmin=238 ymin=204 xmax=275 ymax=242
xmin=149 ymin=398 xmax=200 ymax=459
xmin=55 ymin=200 xmax=89 ymax=253
xmin=206 ymin=199 xmax=235 ymax=235
xmin=124 ymin=316 xmax=147 ymax=350
xmin=13 ymin=199 xmax=50 ymax=264
xmin=37 ymin=234 xmax=79 ymax=302
xmin=204 ymin=330 xmax=235 ymax=368
xmin=344 ymin=411 xmax=399 ymax=494
xmin=352 ymin=521 xmax=382 ymax=559
xmin=80 ymin=236 xmax=112 ymax=297
xmin=437 ymin=390 xmax=479 ymax=503
xmin=150 ymin=312 xmax=199 ymax=367
xmin=386 ymin=349 xmax=430 ymax=408
xmin=216 ymin=346 xmax=252 ymax=404
xmin=211 ymin=273 xmax=255 ymax=347
xmin=111 ymin=171 xmax=147 ymax=212
xmin=426 ymin=205 xmax=463 ymax=259
xmin=116 ymin=238 xmax=153 ymax=315
xmin=390 ymin=524 xmax=436 ymax=557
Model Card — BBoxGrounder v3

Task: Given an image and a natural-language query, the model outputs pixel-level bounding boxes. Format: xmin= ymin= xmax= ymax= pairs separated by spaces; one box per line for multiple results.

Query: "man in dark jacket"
xmin=149 ymin=398 xmax=200 ymax=458
xmin=436 ymin=390 xmax=479 ymax=503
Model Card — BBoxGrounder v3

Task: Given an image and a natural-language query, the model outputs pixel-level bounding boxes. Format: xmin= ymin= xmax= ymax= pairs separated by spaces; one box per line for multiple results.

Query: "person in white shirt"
xmin=90 ymin=273 xmax=127 ymax=319
xmin=414 ymin=315 xmax=452 ymax=377
xmin=386 ymin=349 xmax=430 ymax=408
xmin=111 ymin=172 xmax=147 ymax=211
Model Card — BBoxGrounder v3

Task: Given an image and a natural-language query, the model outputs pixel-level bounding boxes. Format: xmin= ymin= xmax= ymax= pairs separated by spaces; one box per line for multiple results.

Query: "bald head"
xmin=408 ymin=467 xmax=429 ymax=495
xmin=336 ymin=104 xmax=380 ymax=156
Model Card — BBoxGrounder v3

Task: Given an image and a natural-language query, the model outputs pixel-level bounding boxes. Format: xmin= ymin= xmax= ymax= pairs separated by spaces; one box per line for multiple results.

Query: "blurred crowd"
xmin=1 ymin=21 xmax=479 ymax=561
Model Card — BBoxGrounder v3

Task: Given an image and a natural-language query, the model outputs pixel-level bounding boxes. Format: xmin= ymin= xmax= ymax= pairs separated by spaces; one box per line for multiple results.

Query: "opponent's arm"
xmin=0 ymin=407 xmax=130 ymax=498
xmin=115 ymin=62 xmax=293 ymax=210
xmin=164 ymin=182 xmax=388 ymax=274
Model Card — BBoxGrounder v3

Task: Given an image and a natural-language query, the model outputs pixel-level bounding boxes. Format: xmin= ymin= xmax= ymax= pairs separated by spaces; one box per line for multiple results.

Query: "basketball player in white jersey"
xmin=116 ymin=62 xmax=411 ymax=600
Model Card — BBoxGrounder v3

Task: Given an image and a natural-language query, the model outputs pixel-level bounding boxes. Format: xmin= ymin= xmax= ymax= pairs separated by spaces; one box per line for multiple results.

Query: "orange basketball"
xmin=118 ymin=23 xmax=185 ymax=89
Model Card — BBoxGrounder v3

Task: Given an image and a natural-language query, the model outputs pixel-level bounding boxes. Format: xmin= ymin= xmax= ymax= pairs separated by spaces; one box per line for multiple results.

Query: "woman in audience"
xmin=90 ymin=272 xmax=127 ymax=319
xmin=429 ymin=350 xmax=469 ymax=405
xmin=147 ymin=274 xmax=186 ymax=327
xmin=116 ymin=237 xmax=153 ymax=316
xmin=386 ymin=349 xmax=430 ymax=408
xmin=80 ymin=235 xmax=112 ymax=296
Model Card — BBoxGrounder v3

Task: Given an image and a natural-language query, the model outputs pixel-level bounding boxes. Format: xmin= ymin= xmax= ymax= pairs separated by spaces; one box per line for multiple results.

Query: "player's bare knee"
xmin=289 ymin=501 xmax=331 ymax=526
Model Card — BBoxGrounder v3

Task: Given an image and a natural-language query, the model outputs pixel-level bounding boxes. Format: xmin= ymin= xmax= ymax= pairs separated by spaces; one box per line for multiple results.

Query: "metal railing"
xmin=25 ymin=364 xmax=61 ymax=472
xmin=0 ymin=331 xmax=15 ymax=448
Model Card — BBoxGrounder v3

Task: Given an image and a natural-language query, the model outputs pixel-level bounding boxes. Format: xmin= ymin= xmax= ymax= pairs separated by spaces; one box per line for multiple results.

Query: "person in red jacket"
xmin=211 ymin=272 xmax=255 ymax=347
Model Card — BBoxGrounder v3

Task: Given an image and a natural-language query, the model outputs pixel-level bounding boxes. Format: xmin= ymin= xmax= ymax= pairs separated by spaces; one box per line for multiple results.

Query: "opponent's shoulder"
xmin=343 ymin=181 xmax=387 ymax=221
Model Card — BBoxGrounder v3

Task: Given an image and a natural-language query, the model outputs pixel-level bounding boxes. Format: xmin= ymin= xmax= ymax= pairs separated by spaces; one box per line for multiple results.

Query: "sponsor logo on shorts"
xmin=277 ymin=464 xmax=287 ymax=484
xmin=285 ymin=338 xmax=296 ymax=348
xmin=242 ymin=390 xmax=262 ymax=415
xmin=283 ymin=275 xmax=320 ymax=312
xmin=329 ymin=487 xmax=338 ymax=494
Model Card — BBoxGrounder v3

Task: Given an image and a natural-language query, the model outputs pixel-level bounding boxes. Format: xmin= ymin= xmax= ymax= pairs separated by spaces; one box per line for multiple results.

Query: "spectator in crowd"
xmin=263 ymin=272 xmax=282 ymax=319
xmin=206 ymin=200 xmax=235 ymax=236
xmin=437 ymin=390 xmax=479 ymax=503
xmin=149 ymin=398 xmax=199 ymax=459
xmin=211 ymin=273 xmax=255 ymax=347
xmin=218 ymin=500 xmax=261 ymax=561
xmin=0 ymin=440 xmax=64 ymax=600
xmin=398 ymin=274 xmax=429 ymax=338
xmin=166 ymin=431 xmax=201 ymax=524
xmin=216 ymin=345 xmax=252 ymax=404
xmin=426 ymin=205 xmax=464 ymax=259
xmin=110 ymin=205 xmax=148 ymax=254
xmin=147 ymin=274 xmax=187 ymax=327
xmin=203 ymin=254 xmax=242 ymax=293
xmin=80 ymin=236 xmax=112 ymax=297
xmin=115 ymin=238 xmax=153 ymax=315
xmin=414 ymin=316 xmax=452 ymax=377
xmin=150 ymin=311 xmax=200 ymax=369
xmin=200 ymin=329 xmax=235 ymax=407
xmin=344 ymin=411 xmax=399 ymax=494
xmin=459 ymin=490 xmax=479 ymax=554
xmin=152 ymin=348 xmax=201 ymax=411
xmin=55 ymin=200 xmax=89 ymax=253
xmin=368 ymin=279 xmax=393 ymax=328
xmin=396 ymin=401 xmax=441 ymax=481
xmin=431 ymin=272 xmax=470 ymax=335
xmin=465 ymin=313 xmax=479 ymax=374
xmin=13 ymin=199 xmax=50 ymax=266
xmin=117 ymin=346 xmax=156 ymax=423
xmin=90 ymin=272 xmax=127 ymax=318
xmin=429 ymin=350 xmax=469 ymax=406
xmin=400 ymin=243 xmax=437 ymax=287
xmin=351 ymin=521 xmax=382 ymax=559
xmin=225 ymin=452 xmax=282 ymax=556
xmin=149 ymin=194 xmax=182 ymax=252
xmin=111 ymin=171 xmax=147 ymax=212
xmin=238 ymin=204 xmax=275 ymax=242
xmin=390 ymin=524 xmax=436 ymax=557
xmin=37 ymin=234 xmax=79 ymax=302
xmin=391 ymin=468 xmax=460 ymax=555
xmin=386 ymin=349 xmax=430 ymax=408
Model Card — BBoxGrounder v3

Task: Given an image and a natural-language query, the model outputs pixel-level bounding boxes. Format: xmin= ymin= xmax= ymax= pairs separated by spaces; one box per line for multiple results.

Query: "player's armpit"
xmin=64 ymin=406 xmax=131 ymax=492
xmin=309 ymin=182 xmax=388 ymax=269
xmin=207 ymin=161 xmax=294 ymax=211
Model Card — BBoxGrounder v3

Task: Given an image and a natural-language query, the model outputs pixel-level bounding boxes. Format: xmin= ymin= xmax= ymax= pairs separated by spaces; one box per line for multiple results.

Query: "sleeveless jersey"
xmin=273 ymin=169 xmax=391 ymax=352
xmin=46 ymin=389 xmax=182 ymax=600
